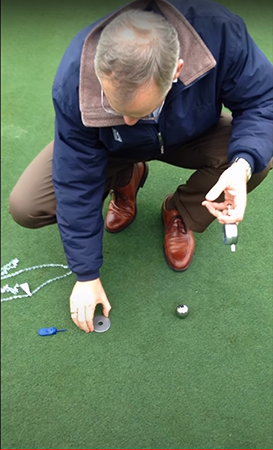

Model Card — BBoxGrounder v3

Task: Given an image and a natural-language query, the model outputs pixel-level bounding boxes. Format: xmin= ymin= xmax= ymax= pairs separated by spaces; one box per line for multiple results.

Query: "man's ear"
xmin=173 ymin=59 xmax=184 ymax=81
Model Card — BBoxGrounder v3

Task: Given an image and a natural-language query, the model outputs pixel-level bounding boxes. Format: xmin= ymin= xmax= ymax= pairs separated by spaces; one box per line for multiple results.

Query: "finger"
xmin=232 ymin=197 xmax=246 ymax=222
xmin=102 ymin=299 xmax=112 ymax=318
xmin=71 ymin=312 xmax=80 ymax=329
xmin=70 ymin=299 xmax=77 ymax=311
xmin=202 ymin=201 xmax=241 ymax=224
xmin=202 ymin=200 xmax=227 ymax=211
xmin=217 ymin=208 xmax=245 ymax=224
xmin=217 ymin=214 xmax=241 ymax=224
xmin=205 ymin=177 xmax=226 ymax=202
xmin=77 ymin=307 xmax=90 ymax=333
xmin=85 ymin=304 xmax=95 ymax=332
xmin=202 ymin=201 xmax=223 ymax=218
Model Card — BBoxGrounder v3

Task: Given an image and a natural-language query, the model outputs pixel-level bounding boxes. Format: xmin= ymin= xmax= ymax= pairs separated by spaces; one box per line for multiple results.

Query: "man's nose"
xmin=123 ymin=116 xmax=139 ymax=126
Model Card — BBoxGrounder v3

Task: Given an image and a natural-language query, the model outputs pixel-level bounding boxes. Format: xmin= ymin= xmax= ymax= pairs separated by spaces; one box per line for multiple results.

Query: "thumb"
xmin=205 ymin=176 xmax=226 ymax=201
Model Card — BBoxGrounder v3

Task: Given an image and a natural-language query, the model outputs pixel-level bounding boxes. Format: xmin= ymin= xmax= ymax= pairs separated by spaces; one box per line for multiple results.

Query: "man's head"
xmin=94 ymin=9 xmax=183 ymax=125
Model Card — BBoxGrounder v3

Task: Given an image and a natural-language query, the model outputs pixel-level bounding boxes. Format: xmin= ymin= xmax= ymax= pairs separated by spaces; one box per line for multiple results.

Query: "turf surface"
xmin=1 ymin=0 xmax=272 ymax=448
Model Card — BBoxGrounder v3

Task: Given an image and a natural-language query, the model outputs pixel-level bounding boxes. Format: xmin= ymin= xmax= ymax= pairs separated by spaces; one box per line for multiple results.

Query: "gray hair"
xmin=94 ymin=9 xmax=180 ymax=104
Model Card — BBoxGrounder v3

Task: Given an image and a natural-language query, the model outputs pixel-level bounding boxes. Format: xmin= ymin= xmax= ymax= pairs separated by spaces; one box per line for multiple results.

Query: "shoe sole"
xmin=105 ymin=162 xmax=149 ymax=233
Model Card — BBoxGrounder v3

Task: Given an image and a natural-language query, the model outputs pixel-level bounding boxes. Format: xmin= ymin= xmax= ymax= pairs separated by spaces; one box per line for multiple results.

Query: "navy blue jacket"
xmin=52 ymin=0 xmax=273 ymax=281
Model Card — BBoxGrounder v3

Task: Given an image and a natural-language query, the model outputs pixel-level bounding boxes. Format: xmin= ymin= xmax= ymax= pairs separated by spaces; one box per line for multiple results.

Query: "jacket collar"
xmin=79 ymin=0 xmax=216 ymax=127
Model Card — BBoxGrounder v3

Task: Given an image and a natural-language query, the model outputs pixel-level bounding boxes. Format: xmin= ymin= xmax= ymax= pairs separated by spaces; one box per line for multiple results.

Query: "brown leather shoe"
xmin=162 ymin=195 xmax=195 ymax=271
xmin=105 ymin=162 xmax=149 ymax=233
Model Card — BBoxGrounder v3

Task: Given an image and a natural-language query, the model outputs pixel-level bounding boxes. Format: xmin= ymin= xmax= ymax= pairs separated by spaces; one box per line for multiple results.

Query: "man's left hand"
xmin=202 ymin=163 xmax=249 ymax=224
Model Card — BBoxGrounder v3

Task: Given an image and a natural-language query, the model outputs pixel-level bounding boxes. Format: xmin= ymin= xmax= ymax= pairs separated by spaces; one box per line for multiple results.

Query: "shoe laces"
xmin=168 ymin=214 xmax=187 ymax=234
xmin=112 ymin=190 xmax=128 ymax=205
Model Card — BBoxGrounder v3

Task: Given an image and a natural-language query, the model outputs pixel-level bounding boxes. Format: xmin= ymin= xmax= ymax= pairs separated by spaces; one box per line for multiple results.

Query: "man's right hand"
xmin=69 ymin=279 xmax=111 ymax=333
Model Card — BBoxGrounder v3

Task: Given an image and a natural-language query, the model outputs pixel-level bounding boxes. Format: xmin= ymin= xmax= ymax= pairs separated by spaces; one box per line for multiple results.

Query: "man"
xmin=9 ymin=0 xmax=273 ymax=333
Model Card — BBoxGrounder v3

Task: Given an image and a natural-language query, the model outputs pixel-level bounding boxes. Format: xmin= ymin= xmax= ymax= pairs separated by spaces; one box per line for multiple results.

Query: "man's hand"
xmin=202 ymin=162 xmax=249 ymax=224
xmin=69 ymin=278 xmax=111 ymax=333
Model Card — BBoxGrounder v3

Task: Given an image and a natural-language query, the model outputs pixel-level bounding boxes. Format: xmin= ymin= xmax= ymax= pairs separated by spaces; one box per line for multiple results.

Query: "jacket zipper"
xmin=157 ymin=131 xmax=164 ymax=154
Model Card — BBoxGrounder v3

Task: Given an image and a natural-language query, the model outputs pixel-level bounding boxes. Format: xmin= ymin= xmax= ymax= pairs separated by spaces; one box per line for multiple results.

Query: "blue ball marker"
xmin=38 ymin=327 xmax=67 ymax=336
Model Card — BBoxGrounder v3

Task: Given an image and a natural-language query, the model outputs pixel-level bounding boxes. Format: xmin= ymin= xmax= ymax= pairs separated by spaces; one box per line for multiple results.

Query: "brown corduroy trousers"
xmin=9 ymin=113 xmax=272 ymax=233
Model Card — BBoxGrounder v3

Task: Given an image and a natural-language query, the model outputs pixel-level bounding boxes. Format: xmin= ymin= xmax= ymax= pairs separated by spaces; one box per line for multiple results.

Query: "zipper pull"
xmin=157 ymin=132 xmax=164 ymax=154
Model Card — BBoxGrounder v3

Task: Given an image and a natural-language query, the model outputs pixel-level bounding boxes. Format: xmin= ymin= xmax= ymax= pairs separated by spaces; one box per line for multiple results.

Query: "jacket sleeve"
xmin=52 ymin=92 xmax=108 ymax=282
xmin=219 ymin=16 xmax=273 ymax=173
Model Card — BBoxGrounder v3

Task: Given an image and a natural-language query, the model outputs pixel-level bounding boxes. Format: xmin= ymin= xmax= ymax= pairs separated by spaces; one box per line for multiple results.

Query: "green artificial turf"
xmin=1 ymin=0 xmax=273 ymax=449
